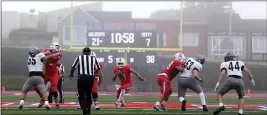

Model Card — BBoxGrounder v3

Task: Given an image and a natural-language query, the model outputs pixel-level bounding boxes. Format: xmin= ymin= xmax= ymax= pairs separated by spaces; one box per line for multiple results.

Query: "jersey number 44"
xmin=228 ymin=61 xmax=241 ymax=71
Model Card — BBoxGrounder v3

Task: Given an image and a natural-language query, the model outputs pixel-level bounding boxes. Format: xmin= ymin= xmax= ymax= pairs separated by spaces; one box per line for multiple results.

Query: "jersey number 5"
xmin=28 ymin=59 xmax=36 ymax=65
xmin=228 ymin=62 xmax=240 ymax=71
xmin=184 ymin=60 xmax=194 ymax=70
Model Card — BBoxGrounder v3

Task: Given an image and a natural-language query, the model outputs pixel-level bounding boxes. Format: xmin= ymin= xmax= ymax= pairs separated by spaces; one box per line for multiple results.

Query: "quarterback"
xmin=112 ymin=57 xmax=145 ymax=107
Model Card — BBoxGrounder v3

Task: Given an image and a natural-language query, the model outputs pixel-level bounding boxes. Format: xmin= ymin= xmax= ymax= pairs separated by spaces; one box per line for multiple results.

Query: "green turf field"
xmin=2 ymin=95 xmax=266 ymax=115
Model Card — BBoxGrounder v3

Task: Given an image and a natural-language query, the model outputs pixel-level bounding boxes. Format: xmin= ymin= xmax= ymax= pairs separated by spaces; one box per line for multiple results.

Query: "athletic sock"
xmin=179 ymin=97 xmax=185 ymax=103
xmin=199 ymin=92 xmax=206 ymax=105
xmin=118 ymin=89 xmax=125 ymax=102
xmin=219 ymin=103 xmax=224 ymax=107
xmin=238 ymin=110 xmax=243 ymax=114
xmin=156 ymin=101 xmax=160 ymax=106
xmin=19 ymin=100 xmax=24 ymax=105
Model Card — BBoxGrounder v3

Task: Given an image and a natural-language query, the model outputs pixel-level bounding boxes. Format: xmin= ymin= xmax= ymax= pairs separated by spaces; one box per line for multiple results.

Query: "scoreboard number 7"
xmin=146 ymin=38 xmax=150 ymax=46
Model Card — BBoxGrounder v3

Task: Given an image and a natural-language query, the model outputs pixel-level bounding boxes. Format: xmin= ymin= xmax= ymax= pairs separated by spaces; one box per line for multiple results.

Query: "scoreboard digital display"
xmin=86 ymin=23 xmax=159 ymax=66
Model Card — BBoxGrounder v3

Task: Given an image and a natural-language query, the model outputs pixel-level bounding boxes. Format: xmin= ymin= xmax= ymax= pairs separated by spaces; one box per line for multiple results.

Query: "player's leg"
xmin=213 ymin=78 xmax=233 ymax=115
xmin=161 ymin=80 xmax=172 ymax=110
xmin=92 ymin=79 xmax=100 ymax=110
xmin=77 ymin=80 xmax=86 ymax=110
xmin=117 ymin=83 xmax=132 ymax=107
xmin=57 ymin=78 xmax=64 ymax=103
xmin=178 ymin=78 xmax=187 ymax=111
xmin=235 ymin=79 xmax=245 ymax=115
xmin=34 ymin=86 xmax=43 ymax=98
xmin=48 ymin=90 xmax=53 ymax=103
xmin=187 ymin=77 xmax=208 ymax=111
xmin=35 ymin=76 xmax=51 ymax=110
xmin=153 ymin=76 xmax=165 ymax=111
xmin=19 ymin=77 xmax=33 ymax=109
xmin=84 ymin=79 xmax=94 ymax=115
xmin=38 ymin=79 xmax=50 ymax=108
xmin=50 ymin=76 xmax=60 ymax=109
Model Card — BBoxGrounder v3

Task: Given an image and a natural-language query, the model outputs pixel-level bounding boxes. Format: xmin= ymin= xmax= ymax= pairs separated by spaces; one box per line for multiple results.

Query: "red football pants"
xmin=157 ymin=76 xmax=172 ymax=101
xmin=92 ymin=79 xmax=98 ymax=94
xmin=44 ymin=73 xmax=58 ymax=93
xmin=116 ymin=82 xmax=132 ymax=99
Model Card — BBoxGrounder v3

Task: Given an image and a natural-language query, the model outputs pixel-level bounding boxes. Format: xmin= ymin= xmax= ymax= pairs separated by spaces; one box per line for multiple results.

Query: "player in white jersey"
xmin=178 ymin=56 xmax=208 ymax=112
xmin=18 ymin=47 xmax=60 ymax=109
xmin=213 ymin=52 xmax=255 ymax=115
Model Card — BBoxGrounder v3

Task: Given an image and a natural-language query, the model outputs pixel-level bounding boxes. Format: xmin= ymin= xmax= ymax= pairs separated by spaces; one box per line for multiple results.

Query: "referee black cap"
xmin=83 ymin=47 xmax=91 ymax=55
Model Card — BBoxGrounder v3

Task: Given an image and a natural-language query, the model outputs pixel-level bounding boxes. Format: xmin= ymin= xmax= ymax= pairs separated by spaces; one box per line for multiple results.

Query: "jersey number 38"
xmin=28 ymin=58 xmax=36 ymax=65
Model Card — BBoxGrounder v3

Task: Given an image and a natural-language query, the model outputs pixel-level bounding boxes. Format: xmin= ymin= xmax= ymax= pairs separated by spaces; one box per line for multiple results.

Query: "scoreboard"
xmin=86 ymin=23 xmax=159 ymax=66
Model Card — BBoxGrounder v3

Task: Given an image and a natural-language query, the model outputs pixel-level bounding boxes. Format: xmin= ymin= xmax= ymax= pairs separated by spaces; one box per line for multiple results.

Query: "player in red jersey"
xmin=90 ymin=51 xmax=103 ymax=110
xmin=153 ymin=53 xmax=186 ymax=111
xmin=112 ymin=57 xmax=145 ymax=107
xmin=42 ymin=42 xmax=62 ymax=109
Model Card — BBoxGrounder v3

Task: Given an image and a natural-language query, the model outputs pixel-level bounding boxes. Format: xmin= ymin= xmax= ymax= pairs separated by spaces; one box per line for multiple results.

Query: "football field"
xmin=2 ymin=91 xmax=267 ymax=115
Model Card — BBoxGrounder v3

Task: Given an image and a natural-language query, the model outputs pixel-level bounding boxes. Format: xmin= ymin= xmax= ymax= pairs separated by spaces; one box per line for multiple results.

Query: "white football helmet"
xmin=116 ymin=57 xmax=125 ymax=69
xmin=91 ymin=51 xmax=96 ymax=57
xmin=174 ymin=53 xmax=186 ymax=62
xmin=50 ymin=42 xmax=60 ymax=52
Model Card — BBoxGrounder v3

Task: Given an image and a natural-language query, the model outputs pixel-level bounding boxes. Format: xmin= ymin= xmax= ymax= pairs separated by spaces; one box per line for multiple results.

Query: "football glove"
xmin=250 ymin=79 xmax=255 ymax=87
xmin=214 ymin=82 xmax=220 ymax=92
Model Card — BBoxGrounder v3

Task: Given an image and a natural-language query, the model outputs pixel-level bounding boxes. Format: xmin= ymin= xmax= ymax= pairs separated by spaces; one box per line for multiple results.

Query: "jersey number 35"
xmin=28 ymin=58 xmax=36 ymax=65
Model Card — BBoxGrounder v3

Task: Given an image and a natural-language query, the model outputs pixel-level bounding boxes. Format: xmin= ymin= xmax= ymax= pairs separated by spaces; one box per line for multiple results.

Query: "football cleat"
xmin=181 ymin=100 xmax=186 ymax=111
xmin=38 ymin=100 xmax=44 ymax=108
xmin=213 ymin=106 xmax=225 ymax=115
xmin=55 ymin=104 xmax=60 ymax=109
xmin=45 ymin=104 xmax=51 ymax=110
xmin=161 ymin=104 xmax=166 ymax=111
xmin=153 ymin=104 xmax=163 ymax=111
xmin=203 ymin=105 xmax=208 ymax=111
xmin=18 ymin=104 xmax=24 ymax=109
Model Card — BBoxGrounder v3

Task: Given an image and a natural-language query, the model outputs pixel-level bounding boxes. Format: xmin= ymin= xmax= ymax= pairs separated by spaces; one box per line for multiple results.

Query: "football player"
xmin=112 ymin=57 xmax=145 ymax=107
xmin=178 ymin=56 xmax=208 ymax=112
xmin=18 ymin=47 xmax=60 ymax=109
xmin=91 ymin=51 xmax=103 ymax=110
xmin=213 ymin=53 xmax=255 ymax=115
xmin=153 ymin=53 xmax=185 ymax=111
xmin=39 ymin=42 xmax=62 ymax=109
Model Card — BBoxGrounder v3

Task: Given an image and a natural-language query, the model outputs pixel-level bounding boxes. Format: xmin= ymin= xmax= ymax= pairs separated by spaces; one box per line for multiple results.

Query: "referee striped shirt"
xmin=71 ymin=55 xmax=101 ymax=77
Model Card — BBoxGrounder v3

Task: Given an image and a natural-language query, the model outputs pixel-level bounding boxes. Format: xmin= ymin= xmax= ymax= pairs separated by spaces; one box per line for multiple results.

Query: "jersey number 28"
xmin=228 ymin=61 xmax=240 ymax=71
xmin=184 ymin=60 xmax=194 ymax=70
xmin=28 ymin=58 xmax=36 ymax=65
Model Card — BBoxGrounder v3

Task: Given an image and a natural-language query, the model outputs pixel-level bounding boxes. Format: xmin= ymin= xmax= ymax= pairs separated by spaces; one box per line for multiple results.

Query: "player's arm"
xmin=241 ymin=63 xmax=255 ymax=86
xmin=130 ymin=68 xmax=145 ymax=81
xmin=175 ymin=63 xmax=184 ymax=72
xmin=69 ymin=57 xmax=79 ymax=79
xmin=112 ymin=70 xmax=118 ymax=81
xmin=192 ymin=68 xmax=202 ymax=82
xmin=60 ymin=64 xmax=65 ymax=78
xmin=41 ymin=52 xmax=60 ymax=62
xmin=214 ymin=62 xmax=227 ymax=92
xmin=94 ymin=57 xmax=103 ymax=84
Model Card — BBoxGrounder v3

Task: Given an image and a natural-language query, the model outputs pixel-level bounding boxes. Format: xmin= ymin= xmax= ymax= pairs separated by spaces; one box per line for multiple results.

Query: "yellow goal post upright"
xmin=69 ymin=0 xmax=184 ymax=62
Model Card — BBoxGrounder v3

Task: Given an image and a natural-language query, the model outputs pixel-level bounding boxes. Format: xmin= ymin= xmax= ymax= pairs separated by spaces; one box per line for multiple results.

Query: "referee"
xmin=69 ymin=47 xmax=103 ymax=115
